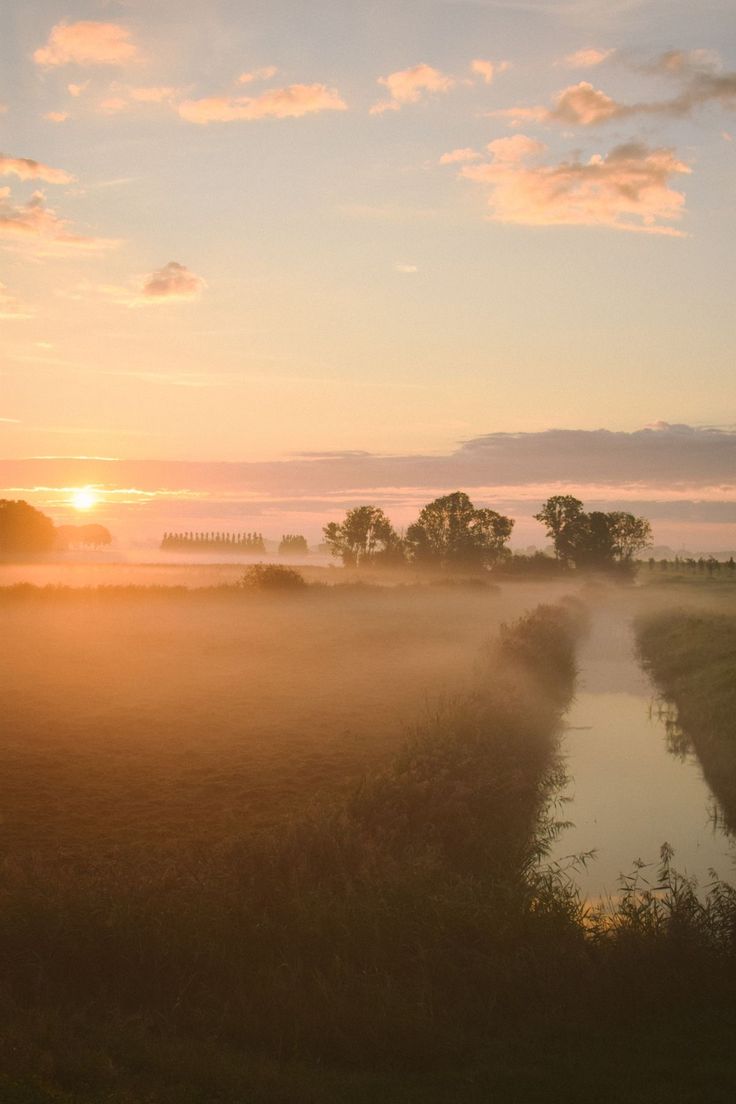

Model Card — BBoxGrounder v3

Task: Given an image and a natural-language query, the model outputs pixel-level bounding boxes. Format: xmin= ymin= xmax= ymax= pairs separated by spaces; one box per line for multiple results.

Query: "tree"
xmin=56 ymin=524 xmax=112 ymax=550
xmin=405 ymin=491 xmax=513 ymax=569
xmin=533 ymin=496 xmax=585 ymax=566
xmin=323 ymin=506 xmax=402 ymax=567
xmin=574 ymin=511 xmax=617 ymax=569
xmin=0 ymin=499 xmax=56 ymax=557
xmin=534 ymin=497 xmax=652 ymax=570
xmin=607 ymin=512 xmax=652 ymax=562
xmin=279 ymin=534 xmax=309 ymax=556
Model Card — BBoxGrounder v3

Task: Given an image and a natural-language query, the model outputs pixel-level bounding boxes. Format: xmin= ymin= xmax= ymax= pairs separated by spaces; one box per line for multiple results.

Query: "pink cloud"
xmin=34 ymin=22 xmax=139 ymax=68
xmin=139 ymin=261 xmax=205 ymax=303
xmin=559 ymin=48 xmax=615 ymax=69
xmin=0 ymin=156 xmax=73 ymax=184
xmin=471 ymin=59 xmax=495 ymax=84
xmin=0 ymin=188 xmax=120 ymax=256
xmin=179 ymin=83 xmax=347 ymax=124
xmin=98 ymin=96 xmax=129 ymax=115
xmin=460 ymin=138 xmax=691 ymax=236
xmin=44 ymin=111 xmax=69 ymax=123
xmin=551 ymin=81 xmax=622 ymax=124
xmin=68 ymin=82 xmax=90 ymax=97
xmin=238 ymin=67 xmax=278 ymax=85
xmin=371 ymin=63 xmax=454 ymax=114
xmin=79 ymin=262 xmax=207 ymax=308
xmin=439 ymin=147 xmax=481 ymax=165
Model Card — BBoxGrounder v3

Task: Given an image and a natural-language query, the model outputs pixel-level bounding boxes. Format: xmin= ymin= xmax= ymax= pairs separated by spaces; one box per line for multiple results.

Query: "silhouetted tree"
xmin=55 ymin=524 xmax=112 ymax=550
xmin=279 ymin=534 xmax=309 ymax=556
xmin=533 ymin=496 xmax=586 ymax=566
xmin=607 ymin=512 xmax=653 ymax=561
xmin=0 ymin=499 xmax=56 ymax=557
xmin=534 ymin=497 xmax=652 ymax=570
xmin=323 ymin=506 xmax=401 ymax=567
xmin=406 ymin=491 xmax=513 ymax=569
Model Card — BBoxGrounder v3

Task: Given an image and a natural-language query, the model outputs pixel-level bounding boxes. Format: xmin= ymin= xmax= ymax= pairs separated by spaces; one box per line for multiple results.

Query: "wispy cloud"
xmin=370 ymin=63 xmax=455 ymax=114
xmin=558 ymin=47 xmax=615 ymax=69
xmin=455 ymin=138 xmax=690 ymax=235
xmin=495 ymin=50 xmax=736 ymax=128
xmin=238 ymin=67 xmax=278 ymax=85
xmin=0 ymin=189 xmax=120 ymax=256
xmin=34 ymin=22 xmax=140 ymax=68
xmin=44 ymin=111 xmax=70 ymax=124
xmin=65 ymin=262 xmax=205 ymax=308
xmin=178 ymin=83 xmax=347 ymax=124
xmin=0 ymin=155 xmax=74 ymax=185
xmin=439 ymin=146 xmax=482 ymax=164
xmin=137 ymin=261 xmax=206 ymax=303
xmin=470 ymin=58 xmax=510 ymax=83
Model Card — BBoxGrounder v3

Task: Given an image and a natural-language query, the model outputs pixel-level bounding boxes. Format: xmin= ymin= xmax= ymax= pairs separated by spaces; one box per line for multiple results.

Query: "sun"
xmin=71 ymin=487 xmax=99 ymax=511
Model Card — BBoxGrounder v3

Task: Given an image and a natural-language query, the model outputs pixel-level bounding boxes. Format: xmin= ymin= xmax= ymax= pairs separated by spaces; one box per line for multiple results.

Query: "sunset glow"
xmin=0 ymin=2 xmax=734 ymax=552
xmin=70 ymin=487 xmax=98 ymax=511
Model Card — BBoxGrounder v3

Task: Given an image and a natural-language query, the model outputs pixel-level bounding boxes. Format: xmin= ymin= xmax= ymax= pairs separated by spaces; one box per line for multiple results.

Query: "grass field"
xmin=2 ymin=579 xmax=736 ymax=1102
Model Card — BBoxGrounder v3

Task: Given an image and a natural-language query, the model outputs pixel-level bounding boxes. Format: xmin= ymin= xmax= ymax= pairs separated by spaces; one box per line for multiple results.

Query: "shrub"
xmin=239 ymin=563 xmax=306 ymax=590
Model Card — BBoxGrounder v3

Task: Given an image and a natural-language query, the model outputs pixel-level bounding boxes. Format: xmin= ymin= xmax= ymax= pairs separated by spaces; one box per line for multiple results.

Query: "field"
xmin=2 ymin=568 xmax=736 ymax=1102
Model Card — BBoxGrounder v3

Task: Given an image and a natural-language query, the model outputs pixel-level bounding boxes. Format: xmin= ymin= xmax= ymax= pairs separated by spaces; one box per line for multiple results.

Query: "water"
xmin=550 ymin=610 xmax=736 ymax=901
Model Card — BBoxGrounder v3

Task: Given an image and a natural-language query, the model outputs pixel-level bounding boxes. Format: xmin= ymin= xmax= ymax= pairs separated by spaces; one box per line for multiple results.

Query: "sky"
xmin=1 ymin=0 xmax=735 ymax=550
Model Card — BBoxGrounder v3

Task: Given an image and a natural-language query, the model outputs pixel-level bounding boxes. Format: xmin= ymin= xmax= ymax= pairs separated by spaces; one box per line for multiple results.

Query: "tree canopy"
xmin=323 ymin=506 xmax=403 ymax=567
xmin=0 ymin=499 xmax=56 ymax=557
xmin=534 ymin=496 xmax=652 ymax=569
xmin=405 ymin=492 xmax=513 ymax=569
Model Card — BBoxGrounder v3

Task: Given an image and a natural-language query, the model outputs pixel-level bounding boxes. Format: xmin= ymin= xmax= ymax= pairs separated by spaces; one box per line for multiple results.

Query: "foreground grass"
xmin=2 ymin=599 xmax=736 ymax=1101
xmin=636 ymin=609 xmax=736 ymax=831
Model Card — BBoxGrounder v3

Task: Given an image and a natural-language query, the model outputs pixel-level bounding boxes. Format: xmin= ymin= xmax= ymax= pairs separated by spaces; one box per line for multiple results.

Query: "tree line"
xmin=161 ymin=532 xmax=266 ymax=552
xmin=321 ymin=492 xmax=653 ymax=571
xmin=2 ymin=494 xmax=655 ymax=570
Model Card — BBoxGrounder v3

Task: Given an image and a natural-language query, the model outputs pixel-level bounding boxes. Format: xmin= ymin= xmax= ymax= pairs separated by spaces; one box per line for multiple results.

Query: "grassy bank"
xmin=636 ymin=610 xmax=736 ymax=832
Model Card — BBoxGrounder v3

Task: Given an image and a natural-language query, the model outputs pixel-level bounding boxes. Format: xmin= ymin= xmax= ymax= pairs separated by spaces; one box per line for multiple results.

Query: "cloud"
xmin=0 ymin=156 xmax=73 ymax=184
xmin=395 ymin=263 xmax=418 ymax=273
xmin=34 ymin=22 xmax=139 ymax=68
xmin=238 ymin=66 xmax=278 ymax=85
xmin=44 ymin=111 xmax=69 ymax=123
xmin=68 ymin=81 xmax=89 ymax=97
xmin=98 ymin=96 xmax=129 ymax=114
xmin=459 ymin=138 xmax=690 ymax=235
xmin=471 ymin=59 xmax=495 ymax=84
xmin=494 ymin=80 xmax=625 ymax=126
xmin=179 ymin=83 xmax=347 ymax=123
xmin=371 ymin=63 xmax=455 ymax=114
xmin=495 ymin=52 xmax=736 ymax=128
xmin=5 ymin=424 xmax=734 ymax=504
xmin=550 ymin=80 xmax=623 ymax=123
xmin=138 ymin=261 xmax=206 ymax=303
xmin=0 ymin=282 xmax=33 ymax=320
xmin=559 ymin=47 xmax=615 ymax=68
xmin=0 ymin=188 xmax=120 ymax=256
xmin=439 ymin=147 xmax=482 ymax=164
xmin=73 ymin=262 xmax=206 ymax=307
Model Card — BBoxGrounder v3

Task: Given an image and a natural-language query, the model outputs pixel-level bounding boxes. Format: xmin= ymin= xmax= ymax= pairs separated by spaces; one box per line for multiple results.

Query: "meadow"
xmin=1 ymin=568 xmax=736 ymax=1102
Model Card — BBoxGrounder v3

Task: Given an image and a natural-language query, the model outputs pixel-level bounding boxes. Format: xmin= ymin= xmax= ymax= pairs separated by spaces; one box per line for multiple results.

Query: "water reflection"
xmin=550 ymin=618 xmax=735 ymax=901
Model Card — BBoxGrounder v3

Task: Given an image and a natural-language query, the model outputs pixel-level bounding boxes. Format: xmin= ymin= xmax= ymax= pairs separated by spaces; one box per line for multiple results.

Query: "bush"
xmin=239 ymin=563 xmax=306 ymax=590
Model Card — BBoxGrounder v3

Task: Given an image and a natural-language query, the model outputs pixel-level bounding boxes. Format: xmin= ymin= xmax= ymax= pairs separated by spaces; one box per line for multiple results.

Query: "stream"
xmin=550 ymin=609 xmax=736 ymax=901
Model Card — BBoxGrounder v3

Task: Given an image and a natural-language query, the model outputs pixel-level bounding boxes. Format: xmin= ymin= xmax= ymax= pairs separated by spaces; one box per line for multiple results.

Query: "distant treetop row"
xmin=161 ymin=532 xmax=266 ymax=552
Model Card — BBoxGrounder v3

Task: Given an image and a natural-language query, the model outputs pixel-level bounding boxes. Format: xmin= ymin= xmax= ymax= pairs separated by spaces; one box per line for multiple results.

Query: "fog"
xmin=1 ymin=575 xmax=579 ymax=862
